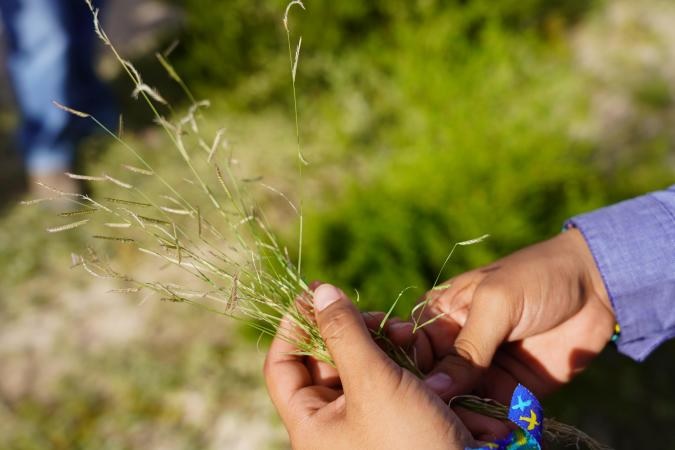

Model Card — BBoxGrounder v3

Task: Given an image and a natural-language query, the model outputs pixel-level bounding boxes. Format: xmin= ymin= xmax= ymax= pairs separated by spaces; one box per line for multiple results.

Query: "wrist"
xmin=563 ymin=228 xmax=615 ymax=323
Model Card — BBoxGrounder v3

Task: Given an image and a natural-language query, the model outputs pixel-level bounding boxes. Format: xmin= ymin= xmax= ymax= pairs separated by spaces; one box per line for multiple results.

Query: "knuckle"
xmin=320 ymin=306 xmax=355 ymax=343
xmin=422 ymin=273 xmax=477 ymax=313
xmin=363 ymin=360 xmax=406 ymax=396
xmin=473 ymin=284 xmax=508 ymax=304
xmin=473 ymin=283 xmax=521 ymax=327
xmin=425 ymin=291 xmax=443 ymax=311
xmin=388 ymin=367 xmax=413 ymax=397
xmin=452 ymin=337 xmax=486 ymax=367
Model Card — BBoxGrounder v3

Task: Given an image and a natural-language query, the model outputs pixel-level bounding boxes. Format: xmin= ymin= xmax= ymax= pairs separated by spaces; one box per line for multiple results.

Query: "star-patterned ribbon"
xmin=466 ymin=384 xmax=543 ymax=450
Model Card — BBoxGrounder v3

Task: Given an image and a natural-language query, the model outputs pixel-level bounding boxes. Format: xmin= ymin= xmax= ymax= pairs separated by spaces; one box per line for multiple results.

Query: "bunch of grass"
xmin=29 ymin=2 xmax=609 ymax=449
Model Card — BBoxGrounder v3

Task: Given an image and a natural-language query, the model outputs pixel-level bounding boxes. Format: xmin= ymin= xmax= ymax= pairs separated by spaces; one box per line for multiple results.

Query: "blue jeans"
xmin=0 ymin=0 xmax=115 ymax=174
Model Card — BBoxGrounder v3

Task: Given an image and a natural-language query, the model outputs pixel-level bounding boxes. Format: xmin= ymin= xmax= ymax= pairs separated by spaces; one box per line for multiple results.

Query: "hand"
xmin=402 ymin=229 xmax=616 ymax=403
xmin=263 ymin=283 xmax=481 ymax=450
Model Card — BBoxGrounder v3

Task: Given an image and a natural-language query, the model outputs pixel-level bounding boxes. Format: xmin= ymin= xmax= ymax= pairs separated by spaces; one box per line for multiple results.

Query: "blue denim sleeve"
xmin=566 ymin=185 xmax=675 ymax=362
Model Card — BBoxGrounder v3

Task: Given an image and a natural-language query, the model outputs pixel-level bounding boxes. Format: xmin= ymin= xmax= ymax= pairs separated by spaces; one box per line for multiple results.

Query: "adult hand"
xmin=395 ymin=229 xmax=616 ymax=403
xmin=264 ymin=283 xmax=489 ymax=450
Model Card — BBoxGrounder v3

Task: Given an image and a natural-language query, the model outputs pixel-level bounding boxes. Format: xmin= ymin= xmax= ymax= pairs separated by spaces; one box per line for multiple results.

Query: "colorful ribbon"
xmin=466 ymin=384 xmax=543 ymax=450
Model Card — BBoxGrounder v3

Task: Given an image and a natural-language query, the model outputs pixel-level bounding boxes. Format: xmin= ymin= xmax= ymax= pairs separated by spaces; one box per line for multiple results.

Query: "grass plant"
xmin=28 ymin=2 xmax=610 ymax=448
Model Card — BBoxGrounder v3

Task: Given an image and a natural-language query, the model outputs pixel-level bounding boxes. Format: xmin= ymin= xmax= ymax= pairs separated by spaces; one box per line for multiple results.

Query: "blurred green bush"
xmin=171 ymin=0 xmax=593 ymax=96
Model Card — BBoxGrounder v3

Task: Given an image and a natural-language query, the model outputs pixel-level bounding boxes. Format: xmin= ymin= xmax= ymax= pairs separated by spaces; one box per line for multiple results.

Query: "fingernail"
xmin=313 ymin=284 xmax=342 ymax=311
xmin=424 ymin=372 xmax=453 ymax=395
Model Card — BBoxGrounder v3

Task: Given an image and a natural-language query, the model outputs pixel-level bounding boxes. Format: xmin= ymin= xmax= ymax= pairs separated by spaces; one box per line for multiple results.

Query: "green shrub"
xmin=170 ymin=0 xmax=598 ymax=96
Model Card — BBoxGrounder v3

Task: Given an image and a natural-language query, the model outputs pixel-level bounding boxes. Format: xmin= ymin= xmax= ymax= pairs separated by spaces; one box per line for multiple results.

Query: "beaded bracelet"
xmin=611 ymin=323 xmax=621 ymax=343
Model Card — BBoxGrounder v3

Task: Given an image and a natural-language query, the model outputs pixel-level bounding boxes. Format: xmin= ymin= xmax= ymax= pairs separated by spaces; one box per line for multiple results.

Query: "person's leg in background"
xmin=67 ymin=0 xmax=117 ymax=142
xmin=0 ymin=0 xmax=115 ymax=195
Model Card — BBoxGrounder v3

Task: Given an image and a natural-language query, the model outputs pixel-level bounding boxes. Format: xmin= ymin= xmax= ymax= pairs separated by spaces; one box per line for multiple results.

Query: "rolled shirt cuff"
xmin=566 ymin=186 xmax=675 ymax=362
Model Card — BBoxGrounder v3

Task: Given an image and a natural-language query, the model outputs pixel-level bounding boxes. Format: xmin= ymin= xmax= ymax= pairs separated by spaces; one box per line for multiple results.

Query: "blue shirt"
xmin=567 ymin=185 xmax=675 ymax=361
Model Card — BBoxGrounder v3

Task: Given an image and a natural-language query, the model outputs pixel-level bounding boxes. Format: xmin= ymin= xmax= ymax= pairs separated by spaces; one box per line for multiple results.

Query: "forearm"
xmin=567 ymin=185 xmax=675 ymax=361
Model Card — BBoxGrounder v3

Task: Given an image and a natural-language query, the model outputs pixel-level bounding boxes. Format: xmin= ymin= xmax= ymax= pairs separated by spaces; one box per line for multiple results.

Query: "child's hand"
xmin=398 ymin=229 xmax=616 ymax=403
xmin=264 ymin=283 xmax=490 ymax=450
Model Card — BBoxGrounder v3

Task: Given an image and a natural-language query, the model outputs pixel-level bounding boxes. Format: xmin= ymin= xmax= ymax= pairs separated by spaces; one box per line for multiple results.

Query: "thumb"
xmin=313 ymin=283 xmax=392 ymax=393
xmin=426 ymin=287 xmax=514 ymax=400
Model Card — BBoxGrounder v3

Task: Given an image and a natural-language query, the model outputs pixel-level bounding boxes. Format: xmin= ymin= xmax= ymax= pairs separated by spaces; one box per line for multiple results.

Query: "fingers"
xmin=453 ymin=407 xmax=513 ymax=442
xmin=307 ymin=357 xmax=340 ymax=387
xmin=308 ymin=280 xmax=324 ymax=291
xmin=295 ymin=280 xmax=324 ymax=320
xmin=481 ymin=362 xmax=521 ymax=405
xmin=387 ymin=320 xmax=415 ymax=346
xmin=362 ymin=311 xmax=386 ymax=330
xmin=310 ymin=309 xmax=430 ymax=387
xmin=427 ymin=286 xmax=515 ymax=400
xmin=312 ymin=284 xmax=393 ymax=393
xmin=416 ymin=273 xmax=479 ymax=359
xmin=263 ymin=317 xmax=314 ymax=425
xmin=362 ymin=312 xmax=435 ymax=373
xmin=384 ymin=320 xmax=435 ymax=374
xmin=454 ymin=286 xmax=515 ymax=368
xmin=361 ymin=312 xmax=413 ymax=348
